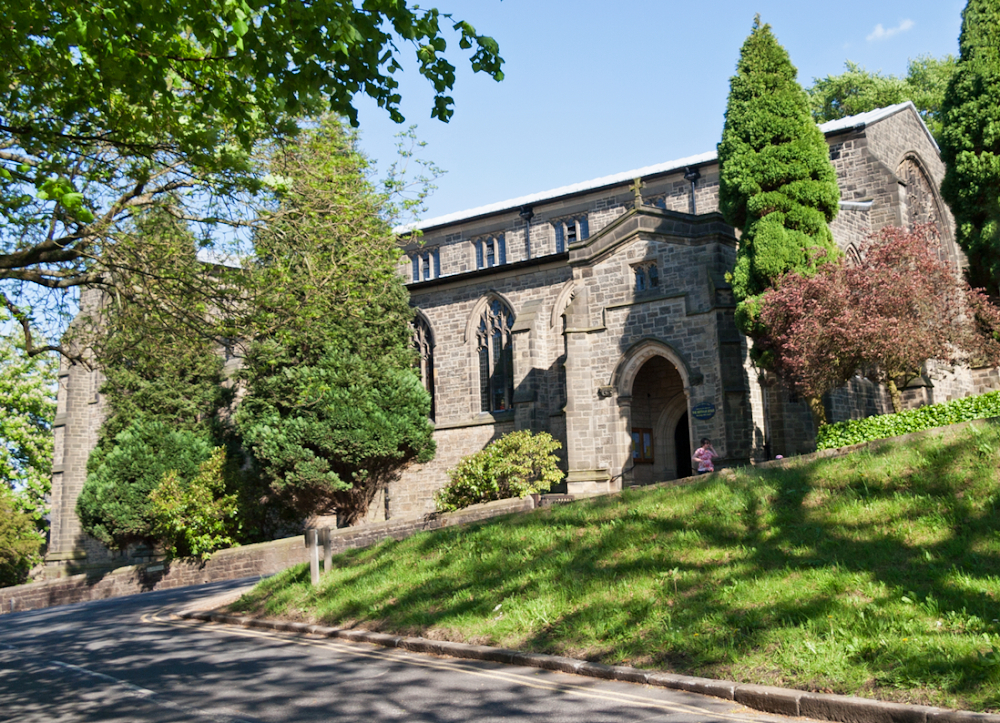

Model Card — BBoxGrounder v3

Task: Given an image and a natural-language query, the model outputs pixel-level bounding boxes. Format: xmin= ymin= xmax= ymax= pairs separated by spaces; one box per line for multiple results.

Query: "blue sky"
xmin=351 ymin=0 xmax=965 ymax=222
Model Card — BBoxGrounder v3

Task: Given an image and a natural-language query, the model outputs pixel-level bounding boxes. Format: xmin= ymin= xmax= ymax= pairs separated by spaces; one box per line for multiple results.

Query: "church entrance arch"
xmin=614 ymin=342 xmax=691 ymax=485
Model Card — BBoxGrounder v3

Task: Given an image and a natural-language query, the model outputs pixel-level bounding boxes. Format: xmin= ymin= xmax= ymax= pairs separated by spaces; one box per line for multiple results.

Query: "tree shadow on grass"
xmin=256 ymin=424 xmax=1000 ymax=710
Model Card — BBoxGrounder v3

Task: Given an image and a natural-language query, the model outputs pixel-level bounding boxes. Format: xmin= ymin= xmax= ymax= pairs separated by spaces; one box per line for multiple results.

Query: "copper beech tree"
xmin=757 ymin=225 xmax=1000 ymax=425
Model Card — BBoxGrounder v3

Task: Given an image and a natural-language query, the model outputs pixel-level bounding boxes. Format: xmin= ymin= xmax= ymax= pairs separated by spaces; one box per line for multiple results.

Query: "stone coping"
xmin=175 ymin=609 xmax=1000 ymax=723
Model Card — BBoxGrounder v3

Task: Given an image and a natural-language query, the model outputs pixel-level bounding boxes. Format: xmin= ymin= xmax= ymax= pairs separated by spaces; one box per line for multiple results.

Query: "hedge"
xmin=816 ymin=390 xmax=1000 ymax=450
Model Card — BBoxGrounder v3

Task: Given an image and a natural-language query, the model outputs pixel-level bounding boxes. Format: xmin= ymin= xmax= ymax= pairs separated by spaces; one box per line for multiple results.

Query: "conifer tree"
xmin=234 ymin=118 xmax=436 ymax=525
xmin=940 ymin=0 xmax=1000 ymax=297
xmin=718 ymin=17 xmax=841 ymax=341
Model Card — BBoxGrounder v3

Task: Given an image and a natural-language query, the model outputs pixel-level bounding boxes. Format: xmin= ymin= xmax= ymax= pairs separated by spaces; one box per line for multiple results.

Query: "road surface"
xmin=0 ymin=579 xmax=813 ymax=722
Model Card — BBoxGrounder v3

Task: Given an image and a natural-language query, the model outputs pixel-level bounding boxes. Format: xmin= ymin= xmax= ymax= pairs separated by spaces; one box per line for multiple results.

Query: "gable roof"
xmin=397 ymin=102 xmax=927 ymax=234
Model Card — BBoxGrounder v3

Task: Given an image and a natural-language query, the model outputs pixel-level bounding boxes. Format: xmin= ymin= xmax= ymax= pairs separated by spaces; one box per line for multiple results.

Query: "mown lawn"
xmin=231 ymin=422 xmax=1000 ymax=712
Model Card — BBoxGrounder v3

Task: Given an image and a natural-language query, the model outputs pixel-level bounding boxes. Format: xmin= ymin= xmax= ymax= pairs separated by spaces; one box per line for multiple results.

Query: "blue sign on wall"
xmin=691 ymin=402 xmax=716 ymax=421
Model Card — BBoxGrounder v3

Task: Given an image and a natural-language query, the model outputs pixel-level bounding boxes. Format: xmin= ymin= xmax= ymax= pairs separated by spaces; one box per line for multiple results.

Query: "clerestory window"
xmin=476 ymin=298 xmax=515 ymax=413
xmin=554 ymin=215 xmax=590 ymax=254
xmin=411 ymin=248 xmax=441 ymax=282
xmin=474 ymin=235 xmax=506 ymax=269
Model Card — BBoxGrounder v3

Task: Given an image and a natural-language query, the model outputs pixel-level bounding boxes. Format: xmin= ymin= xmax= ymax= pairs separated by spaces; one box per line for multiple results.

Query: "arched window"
xmin=477 ymin=299 xmax=515 ymax=413
xmin=413 ymin=314 xmax=435 ymax=419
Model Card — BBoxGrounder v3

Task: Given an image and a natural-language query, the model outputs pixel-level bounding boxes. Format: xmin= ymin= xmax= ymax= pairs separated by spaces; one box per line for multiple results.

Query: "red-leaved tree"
xmin=758 ymin=225 xmax=1000 ymax=425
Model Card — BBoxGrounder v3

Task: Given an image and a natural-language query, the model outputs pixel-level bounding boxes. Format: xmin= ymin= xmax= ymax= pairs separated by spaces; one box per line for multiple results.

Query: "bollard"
xmin=305 ymin=529 xmax=320 ymax=586
xmin=320 ymin=527 xmax=333 ymax=575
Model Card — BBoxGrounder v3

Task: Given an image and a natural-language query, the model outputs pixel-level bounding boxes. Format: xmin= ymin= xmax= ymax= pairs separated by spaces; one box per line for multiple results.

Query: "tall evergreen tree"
xmin=234 ymin=117 xmax=436 ymax=525
xmin=718 ymin=17 xmax=841 ymax=342
xmin=940 ymin=0 xmax=1000 ymax=297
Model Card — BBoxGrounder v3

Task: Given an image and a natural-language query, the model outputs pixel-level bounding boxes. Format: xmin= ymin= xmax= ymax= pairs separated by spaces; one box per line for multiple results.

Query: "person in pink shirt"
xmin=692 ymin=438 xmax=718 ymax=474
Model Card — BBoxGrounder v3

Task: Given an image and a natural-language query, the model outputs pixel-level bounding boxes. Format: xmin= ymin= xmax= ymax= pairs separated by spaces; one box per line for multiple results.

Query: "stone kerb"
xmin=0 ymin=496 xmax=536 ymax=615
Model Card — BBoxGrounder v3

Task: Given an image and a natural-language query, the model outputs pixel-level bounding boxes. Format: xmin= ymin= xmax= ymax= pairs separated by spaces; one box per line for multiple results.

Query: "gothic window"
xmin=411 ymin=248 xmax=441 ymax=282
xmin=476 ymin=298 xmax=515 ymax=413
xmin=474 ymin=235 xmax=506 ymax=269
xmin=413 ymin=314 xmax=435 ymax=419
xmin=554 ymin=215 xmax=590 ymax=253
xmin=633 ymin=262 xmax=659 ymax=292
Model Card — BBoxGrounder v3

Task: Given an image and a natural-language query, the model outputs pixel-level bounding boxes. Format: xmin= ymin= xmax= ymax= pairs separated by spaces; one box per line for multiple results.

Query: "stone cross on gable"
xmin=630 ymin=177 xmax=645 ymax=209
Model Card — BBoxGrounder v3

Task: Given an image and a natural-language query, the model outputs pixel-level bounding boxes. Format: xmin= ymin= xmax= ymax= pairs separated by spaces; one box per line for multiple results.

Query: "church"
xmin=42 ymin=102 xmax=1000 ymax=570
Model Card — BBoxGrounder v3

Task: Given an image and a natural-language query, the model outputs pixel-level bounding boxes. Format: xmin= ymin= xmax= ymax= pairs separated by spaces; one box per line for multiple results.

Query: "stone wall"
xmin=1 ymin=496 xmax=536 ymax=615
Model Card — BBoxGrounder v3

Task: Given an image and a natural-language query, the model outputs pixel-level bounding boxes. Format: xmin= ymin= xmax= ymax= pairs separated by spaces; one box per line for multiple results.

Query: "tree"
xmin=758 ymin=225 xmax=1000 ymax=424
xmin=77 ymin=418 xmax=216 ymax=550
xmin=0 ymin=331 xmax=56 ymax=524
xmin=0 ymin=485 xmax=42 ymax=587
xmin=149 ymin=447 xmax=240 ymax=560
xmin=940 ymin=0 xmax=1000 ymax=297
xmin=718 ymin=16 xmax=841 ymax=345
xmin=808 ymin=56 xmax=957 ymax=141
xmin=84 ymin=211 xmax=233 ymax=446
xmin=234 ymin=117 xmax=435 ymax=524
xmin=1 ymin=0 xmax=503 ymax=358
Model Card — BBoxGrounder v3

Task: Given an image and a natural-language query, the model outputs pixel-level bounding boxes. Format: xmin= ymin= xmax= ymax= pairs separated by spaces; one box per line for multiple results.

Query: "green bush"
xmin=0 ymin=485 xmax=43 ymax=587
xmin=816 ymin=390 xmax=1000 ymax=450
xmin=435 ymin=431 xmax=564 ymax=512
xmin=150 ymin=447 xmax=240 ymax=560
xmin=77 ymin=417 xmax=215 ymax=550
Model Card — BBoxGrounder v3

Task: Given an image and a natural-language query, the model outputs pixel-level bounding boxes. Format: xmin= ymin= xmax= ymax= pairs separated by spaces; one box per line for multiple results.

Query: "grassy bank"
xmin=231 ymin=423 xmax=1000 ymax=711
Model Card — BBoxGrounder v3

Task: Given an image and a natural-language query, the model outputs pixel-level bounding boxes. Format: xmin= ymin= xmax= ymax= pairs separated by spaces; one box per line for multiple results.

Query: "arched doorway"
xmin=629 ymin=355 xmax=689 ymax=484
xmin=674 ymin=412 xmax=691 ymax=478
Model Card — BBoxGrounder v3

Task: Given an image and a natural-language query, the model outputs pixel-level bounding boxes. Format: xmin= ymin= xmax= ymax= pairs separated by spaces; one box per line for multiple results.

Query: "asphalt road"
xmin=0 ymin=579 xmax=811 ymax=722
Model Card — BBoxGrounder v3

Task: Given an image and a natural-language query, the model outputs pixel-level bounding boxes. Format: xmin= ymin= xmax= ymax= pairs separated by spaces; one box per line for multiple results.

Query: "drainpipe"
xmin=520 ymin=206 xmax=534 ymax=259
xmin=684 ymin=167 xmax=701 ymax=215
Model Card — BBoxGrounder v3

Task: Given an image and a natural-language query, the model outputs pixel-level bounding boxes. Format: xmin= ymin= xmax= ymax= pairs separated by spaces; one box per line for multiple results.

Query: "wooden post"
xmin=320 ymin=527 xmax=333 ymax=575
xmin=305 ymin=529 xmax=320 ymax=586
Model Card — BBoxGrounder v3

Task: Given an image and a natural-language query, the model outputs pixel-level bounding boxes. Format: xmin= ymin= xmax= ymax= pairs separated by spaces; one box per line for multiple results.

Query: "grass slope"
xmin=232 ymin=423 xmax=1000 ymax=711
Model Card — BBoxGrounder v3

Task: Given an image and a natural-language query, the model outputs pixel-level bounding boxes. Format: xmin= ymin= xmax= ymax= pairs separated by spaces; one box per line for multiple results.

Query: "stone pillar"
xmin=511 ymin=299 xmax=544 ymax=433
xmin=45 ymin=288 xmax=110 ymax=573
xmin=562 ymin=287 xmax=611 ymax=494
xmin=45 ymin=357 xmax=98 ymax=568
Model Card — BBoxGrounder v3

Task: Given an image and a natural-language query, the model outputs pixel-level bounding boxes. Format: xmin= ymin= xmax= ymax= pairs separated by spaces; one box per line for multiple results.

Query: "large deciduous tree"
xmin=808 ymin=56 xmax=957 ymax=141
xmin=940 ymin=0 xmax=1000 ymax=297
xmin=758 ymin=225 xmax=1000 ymax=424
xmin=0 ymin=332 xmax=55 ymax=524
xmin=234 ymin=118 xmax=435 ymax=525
xmin=718 ymin=16 xmax=841 ymax=346
xmin=1 ymin=0 xmax=503 ymax=358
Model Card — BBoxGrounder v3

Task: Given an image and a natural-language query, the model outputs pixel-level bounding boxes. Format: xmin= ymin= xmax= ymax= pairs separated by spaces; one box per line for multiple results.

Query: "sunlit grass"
xmin=232 ymin=422 xmax=1000 ymax=711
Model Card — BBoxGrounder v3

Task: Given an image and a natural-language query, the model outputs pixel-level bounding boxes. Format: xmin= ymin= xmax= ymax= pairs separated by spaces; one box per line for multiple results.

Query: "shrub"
xmin=816 ymin=390 xmax=1000 ymax=450
xmin=77 ymin=418 xmax=215 ymax=550
xmin=150 ymin=447 xmax=240 ymax=560
xmin=0 ymin=485 xmax=43 ymax=587
xmin=435 ymin=431 xmax=564 ymax=512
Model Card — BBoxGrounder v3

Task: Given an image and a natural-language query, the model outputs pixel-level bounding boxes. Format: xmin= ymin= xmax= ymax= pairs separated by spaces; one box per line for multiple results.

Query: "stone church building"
xmin=43 ymin=102 xmax=1000 ymax=570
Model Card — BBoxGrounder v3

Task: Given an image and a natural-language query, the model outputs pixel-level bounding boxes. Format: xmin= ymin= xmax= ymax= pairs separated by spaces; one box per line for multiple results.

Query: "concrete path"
xmin=0 ymin=578 xmax=811 ymax=723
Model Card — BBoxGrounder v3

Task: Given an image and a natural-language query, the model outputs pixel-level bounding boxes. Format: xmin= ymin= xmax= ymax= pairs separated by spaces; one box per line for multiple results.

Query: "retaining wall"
xmin=0 ymin=496 xmax=534 ymax=615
